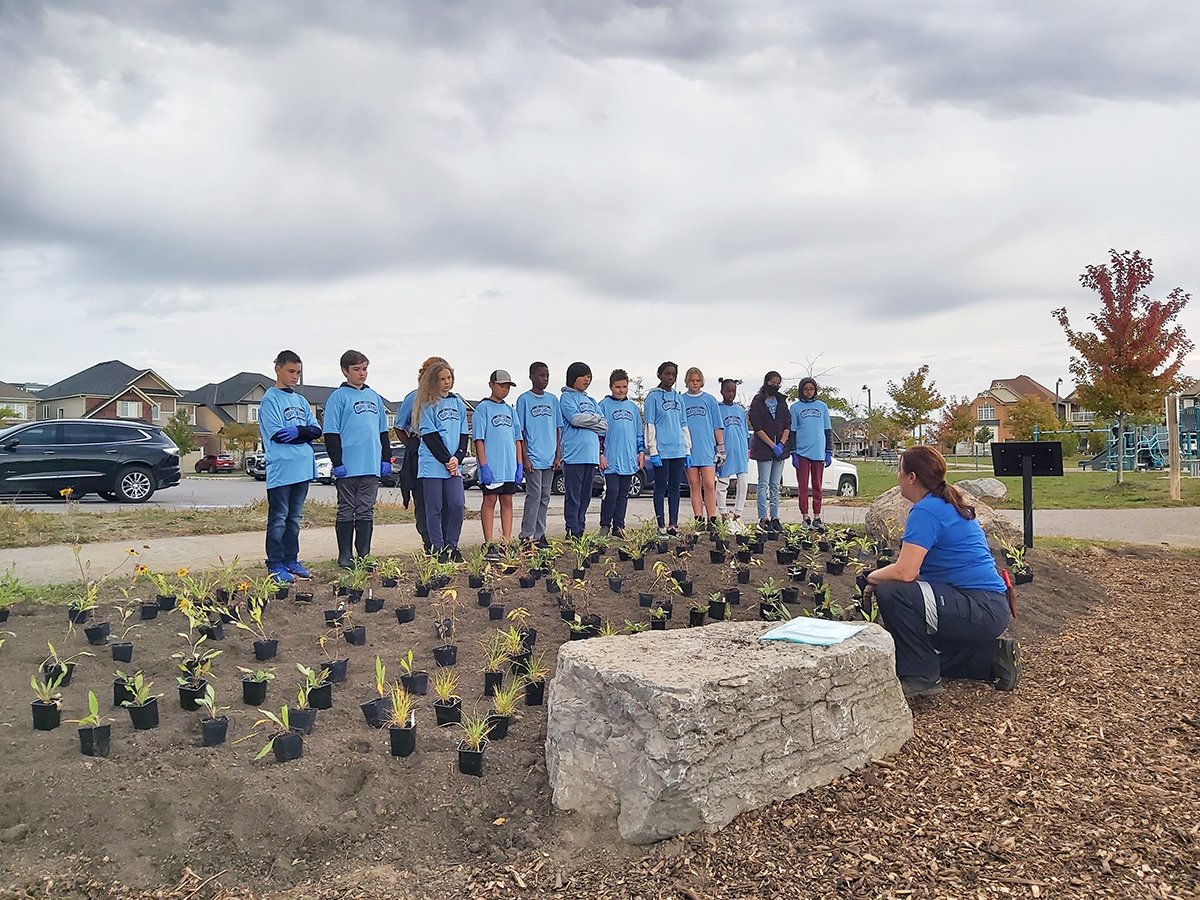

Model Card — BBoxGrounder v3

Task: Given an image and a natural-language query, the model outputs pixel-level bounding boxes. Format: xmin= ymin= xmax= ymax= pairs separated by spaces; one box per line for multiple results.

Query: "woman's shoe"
xmin=992 ymin=638 xmax=1021 ymax=691
xmin=900 ymin=676 xmax=944 ymax=699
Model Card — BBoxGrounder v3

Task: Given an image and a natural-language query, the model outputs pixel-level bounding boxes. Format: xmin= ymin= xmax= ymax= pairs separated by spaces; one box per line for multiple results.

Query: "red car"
xmin=195 ymin=453 xmax=237 ymax=473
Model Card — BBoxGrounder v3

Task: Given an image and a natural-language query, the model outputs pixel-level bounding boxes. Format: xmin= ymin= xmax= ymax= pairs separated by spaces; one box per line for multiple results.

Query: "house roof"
xmin=39 ymin=360 xmax=181 ymax=401
xmin=179 ymin=372 xmax=274 ymax=407
xmin=989 ymin=375 xmax=1056 ymax=404
xmin=0 ymin=380 xmax=39 ymax=403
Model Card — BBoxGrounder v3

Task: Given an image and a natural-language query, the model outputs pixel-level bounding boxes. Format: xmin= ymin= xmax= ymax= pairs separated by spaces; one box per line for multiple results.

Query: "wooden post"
xmin=1167 ymin=394 xmax=1181 ymax=501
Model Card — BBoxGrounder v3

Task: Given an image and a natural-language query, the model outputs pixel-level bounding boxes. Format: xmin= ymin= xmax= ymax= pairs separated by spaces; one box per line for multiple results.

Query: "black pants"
xmin=875 ymin=580 xmax=1009 ymax=681
xmin=600 ymin=473 xmax=632 ymax=529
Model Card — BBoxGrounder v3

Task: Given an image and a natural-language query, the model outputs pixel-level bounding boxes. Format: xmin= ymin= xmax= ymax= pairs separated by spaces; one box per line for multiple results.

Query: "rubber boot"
xmin=354 ymin=520 xmax=374 ymax=560
xmin=335 ymin=521 xmax=355 ymax=569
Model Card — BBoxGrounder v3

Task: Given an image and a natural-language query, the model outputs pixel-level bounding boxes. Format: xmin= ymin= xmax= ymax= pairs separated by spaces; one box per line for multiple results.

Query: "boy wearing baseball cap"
xmin=474 ymin=369 xmax=524 ymax=554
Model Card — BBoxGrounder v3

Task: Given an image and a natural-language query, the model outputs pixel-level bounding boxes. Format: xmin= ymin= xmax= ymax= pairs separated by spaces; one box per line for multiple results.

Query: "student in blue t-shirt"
xmin=866 ymin=446 xmax=1021 ymax=700
xmin=559 ymin=361 xmax=606 ymax=538
xmin=323 ymin=349 xmax=392 ymax=568
xmin=789 ymin=377 xmax=833 ymax=527
xmin=597 ymin=369 xmax=645 ymax=539
xmin=715 ymin=378 xmax=750 ymax=525
xmin=643 ymin=361 xmax=690 ymax=536
xmin=474 ymin=369 xmax=524 ymax=555
xmin=515 ymin=362 xmax=560 ymax=546
xmin=257 ymin=350 xmax=322 ymax=584
xmin=396 ymin=356 xmax=446 ymax=551
xmin=414 ymin=361 xmax=470 ymax=561
xmin=682 ymin=367 xmax=724 ymax=531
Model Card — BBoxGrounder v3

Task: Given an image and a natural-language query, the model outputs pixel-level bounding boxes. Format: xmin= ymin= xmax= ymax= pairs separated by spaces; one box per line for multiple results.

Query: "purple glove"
xmin=273 ymin=426 xmax=300 ymax=443
xmin=479 ymin=463 xmax=495 ymax=486
xmin=791 ymin=452 xmax=802 ymax=468
xmin=685 ymin=455 xmax=693 ymax=468
xmin=381 ymin=461 xmax=393 ymax=477
xmin=332 ymin=465 xmax=347 ymax=479
xmin=514 ymin=462 xmax=524 ymax=485
xmin=773 ymin=442 xmax=785 ymax=458
xmin=824 ymin=450 xmax=833 ymax=467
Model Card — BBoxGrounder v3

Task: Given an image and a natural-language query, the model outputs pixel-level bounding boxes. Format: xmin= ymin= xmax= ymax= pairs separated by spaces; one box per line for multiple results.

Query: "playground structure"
xmin=1066 ymin=406 xmax=1199 ymax=473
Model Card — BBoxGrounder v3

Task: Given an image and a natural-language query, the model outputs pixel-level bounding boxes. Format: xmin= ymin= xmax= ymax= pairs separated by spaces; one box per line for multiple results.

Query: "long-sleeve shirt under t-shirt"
xmin=559 ymin=387 xmax=605 ymax=465
xmin=258 ymin=387 xmax=319 ymax=489
xmin=323 ymin=383 xmax=389 ymax=477
xmin=643 ymin=387 xmax=690 ymax=459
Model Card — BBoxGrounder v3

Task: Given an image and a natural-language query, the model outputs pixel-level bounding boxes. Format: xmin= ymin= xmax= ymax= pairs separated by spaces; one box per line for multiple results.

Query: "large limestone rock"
xmin=956 ymin=477 xmax=1008 ymax=501
xmin=545 ymin=622 xmax=912 ymax=844
xmin=865 ymin=486 xmax=1019 ymax=544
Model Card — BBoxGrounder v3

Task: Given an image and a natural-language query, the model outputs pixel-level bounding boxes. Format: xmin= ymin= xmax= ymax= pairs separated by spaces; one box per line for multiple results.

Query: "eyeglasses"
xmin=766 ymin=382 xmax=781 ymax=388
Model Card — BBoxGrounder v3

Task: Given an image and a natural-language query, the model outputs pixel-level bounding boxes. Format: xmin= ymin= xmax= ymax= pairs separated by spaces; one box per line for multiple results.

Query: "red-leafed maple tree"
xmin=1052 ymin=249 xmax=1193 ymax=484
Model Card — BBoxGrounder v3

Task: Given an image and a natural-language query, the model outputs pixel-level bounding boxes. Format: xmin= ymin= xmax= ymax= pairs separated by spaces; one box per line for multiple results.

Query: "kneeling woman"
xmin=866 ymin=446 xmax=1020 ymax=699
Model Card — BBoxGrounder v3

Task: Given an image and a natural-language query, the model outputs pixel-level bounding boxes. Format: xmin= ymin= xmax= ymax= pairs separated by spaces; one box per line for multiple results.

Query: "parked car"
xmin=550 ymin=465 xmax=606 ymax=497
xmin=245 ymin=452 xmax=266 ymax=481
xmin=628 ymin=456 xmax=859 ymax=499
xmin=314 ymin=451 xmax=333 ymax=484
xmin=0 ymin=418 xmax=181 ymax=503
xmin=460 ymin=456 xmax=479 ymax=490
xmin=195 ymin=453 xmax=236 ymax=474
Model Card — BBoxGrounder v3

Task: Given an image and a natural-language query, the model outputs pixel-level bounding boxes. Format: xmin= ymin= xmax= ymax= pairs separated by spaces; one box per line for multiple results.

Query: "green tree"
xmin=930 ymin=396 xmax=975 ymax=452
xmin=0 ymin=405 xmax=18 ymax=427
xmin=974 ymin=425 xmax=994 ymax=445
xmin=886 ymin=365 xmax=945 ymax=440
xmin=162 ymin=408 xmax=197 ymax=455
xmin=1005 ymin=396 xmax=1061 ymax=441
xmin=1052 ymin=249 xmax=1193 ymax=483
xmin=221 ymin=423 xmax=260 ymax=460
xmin=785 ymin=383 xmax=854 ymax=416
xmin=864 ymin=406 xmax=908 ymax=451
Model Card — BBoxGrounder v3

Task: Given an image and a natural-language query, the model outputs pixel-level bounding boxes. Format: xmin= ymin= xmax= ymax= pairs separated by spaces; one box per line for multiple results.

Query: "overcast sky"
xmin=2 ymin=0 xmax=1198 ymax=411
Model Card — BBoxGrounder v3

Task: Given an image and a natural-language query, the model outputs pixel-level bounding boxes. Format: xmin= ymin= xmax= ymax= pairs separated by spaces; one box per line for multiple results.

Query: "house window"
xmin=41 ymin=404 xmax=49 ymax=419
xmin=151 ymin=403 xmax=161 ymax=421
xmin=118 ymin=400 xmax=142 ymax=418
xmin=977 ymin=404 xmax=995 ymax=421
xmin=188 ymin=406 xmax=196 ymax=425
xmin=248 ymin=405 xmax=259 ymax=423
xmin=57 ymin=407 xmax=65 ymax=419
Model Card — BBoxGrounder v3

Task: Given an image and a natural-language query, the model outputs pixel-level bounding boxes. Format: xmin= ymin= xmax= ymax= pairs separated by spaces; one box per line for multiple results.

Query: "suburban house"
xmin=0 ymin=381 xmax=40 ymax=423
xmin=35 ymin=360 xmax=197 ymax=428
xmin=969 ymin=375 xmax=1061 ymax=443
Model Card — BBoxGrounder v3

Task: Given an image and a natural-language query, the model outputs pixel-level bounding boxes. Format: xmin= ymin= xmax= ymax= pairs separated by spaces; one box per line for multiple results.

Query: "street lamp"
xmin=862 ymin=385 xmax=873 ymax=457
xmin=1054 ymin=378 xmax=1062 ymax=416
xmin=862 ymin=385 xmax=872 ymax=414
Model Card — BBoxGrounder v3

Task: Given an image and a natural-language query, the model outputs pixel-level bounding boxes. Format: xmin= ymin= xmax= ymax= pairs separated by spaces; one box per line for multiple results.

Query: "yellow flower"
xmin=125 ymin=548 xmax=139 ymax=556
xmin=237 ymin=581 xmax=251 ymax=592
xmin=177 ymin=568 xmax=189 ymax=578
xmin=59 ymin=487 xmax=74 ymax=498
xmin=134 ymin=564 xmax=150 ymax=576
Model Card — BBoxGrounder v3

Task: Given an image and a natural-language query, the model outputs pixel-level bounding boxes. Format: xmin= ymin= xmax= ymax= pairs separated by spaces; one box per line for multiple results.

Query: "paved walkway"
xmin=2 ymin=503 xmax=1197 ymax=585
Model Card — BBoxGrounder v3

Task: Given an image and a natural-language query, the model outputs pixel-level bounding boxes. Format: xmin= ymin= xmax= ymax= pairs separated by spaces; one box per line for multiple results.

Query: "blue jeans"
xmin=562 ymin=463 xmax=595 ymax=537
xmin=423 ymin=476 xmax=465 ymax=550
xmin=266 ymin=480 xmax=309 ymax=566
xmin=600 ymin=473 xmax=632 ymax=530
xmin=756 ymin=459 xmax=784 ymax=519
xmin=652 ymin=456 xmax=686 ymax=528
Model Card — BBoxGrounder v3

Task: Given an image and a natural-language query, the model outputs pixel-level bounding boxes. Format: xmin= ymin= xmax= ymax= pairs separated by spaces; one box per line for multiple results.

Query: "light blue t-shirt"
xmin=558 ymin=388 xmax=602 ymax=465
xmin=682 ymin=391 xmax=721 ymax=467
xmin=789 ymin=398 xmax=832 ymax=460
xmin=904 ymin=494 xmax=1006 ymax=592
xmin=515 ymin=390 xmax=559 ymax=470
xmin=323 ymin=384 xmax=388 ymax=478
xmin=259 ymin=387 xmax=318 ymax=489
xmin=397 ymin=389 xmax=418 ymax=434
xmin=417 ymin=395 xmax=469 ymax=480
xmin=717 ymin=402 xmax=749 ymax=477
xmin=473 ymin=398 xmax=522 ymax=483
xmin=598 ymin=396 xmax=644 ymax=475
xmin=643 ymin=387 xmax=689 ymax=459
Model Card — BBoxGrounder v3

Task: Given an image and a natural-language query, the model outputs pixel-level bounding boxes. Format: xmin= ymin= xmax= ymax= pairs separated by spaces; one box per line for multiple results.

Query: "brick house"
xmin=35 ymin=360 xmax=196 ymax=427
xmin=969 ymin=375 xmax=1060 ymax=443
xmin=0 ymin=381 xmax=40 ymax=424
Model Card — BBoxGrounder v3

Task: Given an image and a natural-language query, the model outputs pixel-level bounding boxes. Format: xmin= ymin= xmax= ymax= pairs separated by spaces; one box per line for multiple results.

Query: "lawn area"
xmin=848 ymin=459 xmax=1200 ymax=508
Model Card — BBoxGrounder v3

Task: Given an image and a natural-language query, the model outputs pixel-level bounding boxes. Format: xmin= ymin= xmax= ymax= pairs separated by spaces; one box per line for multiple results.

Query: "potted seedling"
xmin=825 ymin=540 xmax=850 ymax=576
xmin=113 ymin=667 xmax=140 ymax=707
xmin=30 ymin=670 xmax=64 ymax=731
xmin=456 ymin=706 xmax=492 ymax=777
xmin=360 ymin=656 xmax=392 ymax=728
xmin=757 ymin=577 xmax=785 ymax=620
xmin=413 ymin=551 xmax=440 ymax=596
xmin=67 ymin=579 xmax=100 ymax=626
xmin=597 ymin=620 xmax=622 ymax=637
xmin=432 ymin=667 xmax=463 ymax=726
xmin=251 ymin=705 xmax=303 ymax=763
xmin=297 ymin=663 xmax=333 ymax=710
xmin=506 ymin=606 xmax=537 ymax=651
xmin=317 ymin=629 xmax=350 ymax=683
xmin=363 ymin=587 xmax=385 ymax=613
xmin=342 ymin=607 xmax=367 ymax=646
xmin=289 ymin=680 xmax=317 ymax=735
xmin=197 ymin=684 xmax=230 ymax=747
xmin=432 ymin=588 xmax=460 ymax=667
xmin=624 ymin=619 xmax=649 ymax=634
xmin=481 ymin=632 xmax=508 ymax=696
xmin=397 ymin=649 xmax=429 ymax=695
xmin=546 ymin=568 xmax=567 ymax=596
xmin=604 ymin=558 xmax=623 ymax=593
xmin=176 ymin=647 xmax=217 ymax=712
xmin=0 ymin=565 xmax=21 ymax=623
xmin=70 ymin=691 xmax=112 ymax=757
xmin=138 ymin=565 xmax=180 ymax=611
xmin=377 ymin=556 xmax=404 ymax=589
xmin=41 ymin=642 xmax=92 ymax=688
xmin=522 ymin=653 xmax=550 ymax=706
xmin=649 ymin=605 xmax=668 ymax=631
xmin=464 ymin=551 xmax=488 ymax=590
xmin=1001 ymin=541 xmax=1034 ymax=584
xmin=688 ymin=603 xmax=709 ymax=627
xmin=122 ymin=673 xmax=163 ymax=730
xmin=237 ymin=665 xmax=275 ymax=706
xmin=347 ymin=558 xmax=373 ymax=602
xmin=108 ymin=595 xmax=142 ymax=662
xmin=386 ymin=685 xmax=417 ymax=758
xmin=234 ymin=594 xmax=278 ymax=661
xmin=488 ymin=679 xmax=523 ymax=740
xmin=707 ymin=591 xmax=729 ymax=622
xmin=810 ymin=583 xmax=846 ymax=620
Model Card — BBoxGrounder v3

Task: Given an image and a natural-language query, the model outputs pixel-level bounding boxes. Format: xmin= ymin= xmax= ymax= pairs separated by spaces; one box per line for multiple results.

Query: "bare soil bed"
xmin=1 ymin=536 xmax=1197 ymax=900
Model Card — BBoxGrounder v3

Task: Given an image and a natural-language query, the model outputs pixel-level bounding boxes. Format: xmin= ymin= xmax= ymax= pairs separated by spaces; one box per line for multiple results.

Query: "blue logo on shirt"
xmin=685 ymin=406 xmax=709 ymax=419
xmin=353 ymin=400 xmax=379 ymax=415
xmin=612 ymin=409 xmax=635 ymax=422
xmin=284 ymin=407 xmax=306 ymax=422
xmin=491 ymin=413 xmax=513 ymax=428
xmin=796 ymin=408 xmax=822 ymax=420
xmin=723 ymin=414 xmax=742 ymax=428
xmin=436 ymin=408 xmax=461 ymax=422
xmin=659 ymin=398 xmax=681 ymax=411
xmin=529 ymin=404 xmax=553 ymax=417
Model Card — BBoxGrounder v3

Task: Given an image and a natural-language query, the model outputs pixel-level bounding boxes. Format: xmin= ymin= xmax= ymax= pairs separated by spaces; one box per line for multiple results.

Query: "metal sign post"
xmin=991 ymin=441 xmax=1064 ymax=548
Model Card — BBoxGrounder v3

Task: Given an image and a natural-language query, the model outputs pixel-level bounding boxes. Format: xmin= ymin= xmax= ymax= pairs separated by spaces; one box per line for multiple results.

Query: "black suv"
xmin=0 ymin=419 xmax=182 ymax=502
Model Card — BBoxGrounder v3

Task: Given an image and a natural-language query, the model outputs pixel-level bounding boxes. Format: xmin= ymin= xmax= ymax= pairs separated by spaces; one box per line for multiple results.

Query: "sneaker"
xmin=759 ymin=518 xmax=770 ymax=529
xmin=657 ymin=527 xmax=669 ymax=538
xmin=900 ymin=676 xmax=944 ymax=699
xmin=802 ymin=516 xmax=812 ymax=526
xmin=992 ymin=638 xmax=1021 ymax=691
xmin=770 ymin=517 xmax=782 ymax=531
xmin=450 ymin=547 xmax=464 ymax=563
xmin=611 ymin=526 xmax=626 ymax=540
xmin=536 ymin=536 xmax=550 ymax=549
xmin=285 ymin=561 xmax=312 ymax=579
xmin=812 ymin=516 xmax=824 ymax=529
xmin=666 ymin=526 xmax=678 ymax=537
xmin=483 ymin=543 xmax=501 ymax=561
xmin=267 ymin=565 xmax=295 ymax=584
xmin=598 ymin=526 xmax=611 ymax=537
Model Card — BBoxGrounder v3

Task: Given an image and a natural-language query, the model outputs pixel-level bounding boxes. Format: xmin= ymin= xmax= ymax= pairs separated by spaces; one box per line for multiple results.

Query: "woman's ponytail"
xmin=902 ymin=447 xmax=976 ymax=520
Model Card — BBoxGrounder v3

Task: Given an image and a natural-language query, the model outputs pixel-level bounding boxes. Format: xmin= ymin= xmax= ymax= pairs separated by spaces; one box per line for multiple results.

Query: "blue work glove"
xmin=479 ymin=463 xmax=495 ymax=485
xmin=332 ymin=465 xmax=347 ymax=479
xmin=824 ymin=450 xmax=833 ymax=467
xmin=773 ymin=442 xmax=785 ymax=458
xmin=514 ymin=462 xmax=524 ymax=485
xmin=380 ymin=461 xmax=393 ymax=477
xmin=685 ymin=455 xmax=692 ymax=468
xmin=650 ymin=455 xmax=662 ymax=468
xmin=791 ymin=452 xmax=802 ymax=468
xmin=273 ymin=426 xmax=300 ymax=443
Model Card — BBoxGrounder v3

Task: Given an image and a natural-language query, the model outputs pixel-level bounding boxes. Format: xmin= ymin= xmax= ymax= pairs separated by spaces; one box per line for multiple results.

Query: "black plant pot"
xmin=633 ymin=557 xmax=646 ymax=571
xmin=414 ymin=582 xmax=431 ymax=597
xmin=434 ymin=698 xmax=462 ymax=727
xmin=289 ymin=706 xmax=317 ymax=735
xmin=525 ymin=680 xmax=547 ymax=706
xmin=308 ymin=682 xmax=334 ymax=710
xmin=650 ymin=618 xmax=667 ymax=631
xmin=818 ymin=540 xmax=832 ymax=553
xmin=295 ymin=591 xmax=314 ymax=604
xmin=476 ymin=589 xmax=494 ymax=608
xmin=199 ymin=621 xmax=224 ymax=640
xmin=571 ymin=567 xmax=585 ymax=579
xmin=656 ymin=540 xmax=668 ymax=554
xmin=321 ymin=658 xmax=349 ymax=683
xmin=273 ymin=730 xmax=303 ymax=762
xmin=365 ymin=596 xmax=385 ymax=613
xmin=433 ymin=644 xmax=458 ymax=667
xmin=42 ymin=661 xmax=75 ymax=687
xmin=777 ymin=549 xmax=798 ymax=566
xmin=457 ymin=742 xmax=487 ymax=777
xmin=749 ymin=541 xmax=764 ymax=554
xmin=468 ymin=574 xmax=485 ymax=589
xmin=31 ymin=700 xmax=60 ymax=731
xmin=790 ymin=567 xmax=808 ymax=583
xmin=201 ymin=716 xmax=229 ymax=747
xmin=559 ymin=607 xmax=575 ymax=622
xmin=518 ymin=575 xmax=537 ymax=589
xmin=359 ymin=697 xmax=385 ymax=728
xmin=242 ymin=678 xmax=269 ymax=706
xmin=0 ymin=609 xmax=7 ymax=623
xmin=400 ymin=672 xmax=429 ymax=696
xmin=381 ymin=577 xmax=399 ymax=588
xmin=679 ymin=580 xmax=694 ymax=597
xmin=568 ymin=628 xmax=588 ymax=641
xmin=825 ymin=560 xmax=846 ymax=576
xmin=253 ymin=639 xmax=279 ymax=661
xmin=111 ymin=642 xmax=134 ymax=663
xmin=393 ymin=605 xmax=416 ymax=624
xmin=344 ymin=624 xmax=367 ymax=645
xmin=546 ymin=580 xmax=560 ymax=595
xmin=782 ymin=586 xmax=800 ymax=604
xmin=488 ymin=713 xmax=511 ymax=740
xmin=79 ymin=724 xmax=111 ymax=757
xmin=179 ymin=679 xmax=208 ymax=711
xmin=1014 ymin=571 xmax=1034 ymax=585
xmin=709 ymin=550 xmax=726 ymax=564
xmin=608 ymin=577 xmax=623 ymax=593
xmin=484 ymin=670 xmax=504 ymax=697
xmin=68 ymin=607 xmax=91 ymax=625
xmin=737 ymin=568 xmax=750 ymax=584
xmin=736 ymin=550 xmax=752 ymax=564
xmin=275 ymin=586 xmax=290 ymax=600
xmin=325 ymin=608 xmax=346 ymax=627
xmin=809 ymin=573 xmax=824 ymax=587
xmin=347 ymin=588 xmax=364 ymax=603
xmin=488 ymin=605 xmax=506 ymax=621
xmin=688 ymin=609 xmax=706 ymax=627
xmin=432 ymin=574 xmax=452 ymax=589
xmin=735 ymin=534 xmax=748 ymax=546
xmin=709 ymin=600 xmax=728 ymax=621
xmin=114 ymin=678 xmax=135 ymax=707
xmin=84 ymin=622 xmax=111 ymax=646
xmin=138 ymin=604 xmax=159 ymax=621
xmin=657 ymin=602 xmax=673 ymax=619
xmin=724 ymin=588 xmax=741 ymax=605
xmin=128 ymin=699 xmax=160 ymax=730
xmin=509 ymin=652 xmax=531 ymax=676
xmin=520 ymin=627 xmax=537 ymax=650
xmin=617 ymin=548 xmax=632 ymax=562
xmin=389 ymin=723 xmax=417 ymax=758
xmin=154 ymin=593 xmax=177 ymax=611
xmin=758 ymin=603 xmax=776 ymax=621
xmin=639 ymin=592 xmax=655 ymax=608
